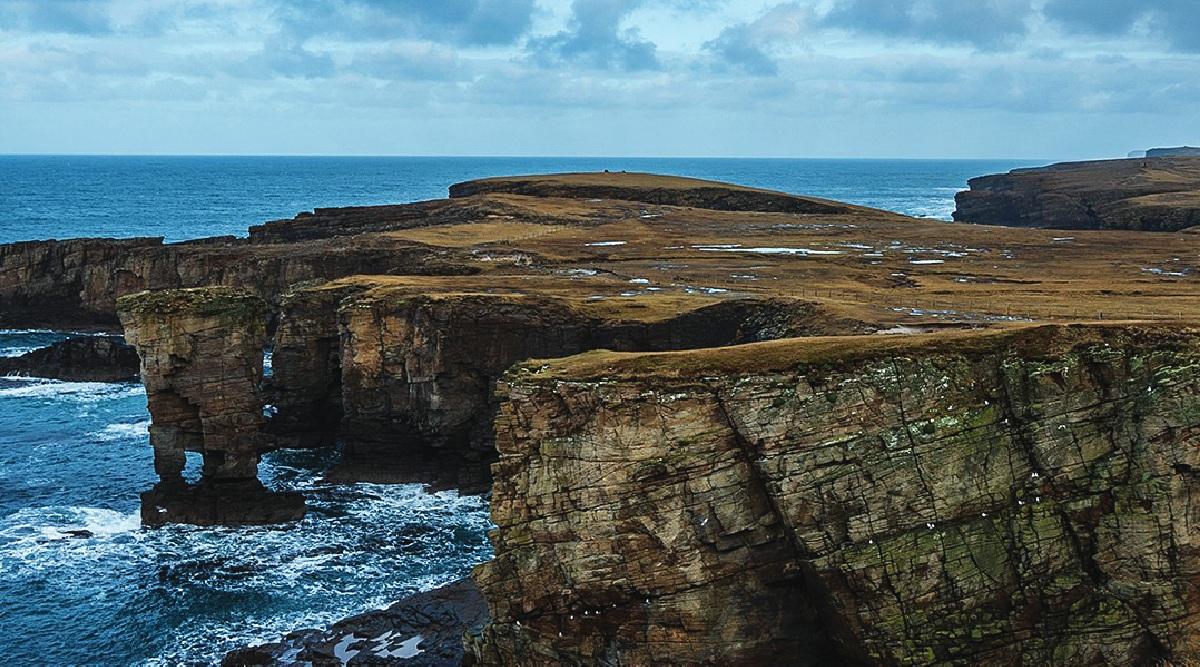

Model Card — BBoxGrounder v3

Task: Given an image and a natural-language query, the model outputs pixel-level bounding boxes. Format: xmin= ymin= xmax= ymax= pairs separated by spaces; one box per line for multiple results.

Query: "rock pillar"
xmin=118 ymin=287 xmax=304 ymax=526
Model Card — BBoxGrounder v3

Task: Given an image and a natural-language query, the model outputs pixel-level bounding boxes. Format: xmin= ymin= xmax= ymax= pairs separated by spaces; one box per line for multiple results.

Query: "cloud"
xmin=350 ymin=43 xmax=469 ymax=82
xmin=821 ymin=0 xmax=1034 ymax=50
xmin=1044 ymin=0 xmax=1200 ymax=52
xmin=0 ymin=0 xmax=113 ymax=35
xmin=703 ymin=2 xmax=810 ymax=76
xmin=527 ymin=0 xmax=659 ymax=71
xmin=238 ymin=35 xmax=336 ymax=79
xmin=273 ymin=0 xmax=536 ymax=47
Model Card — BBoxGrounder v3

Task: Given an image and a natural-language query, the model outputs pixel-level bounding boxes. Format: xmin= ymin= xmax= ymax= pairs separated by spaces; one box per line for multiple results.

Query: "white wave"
xmin=0 ymin=377 xmax=145 ymax=401
xmin=1 ymin=505 xmax=141 ymax=545
xmin=0 ymin=328 xmax=58 ymax=335
xmin=0 ymin=346 xmax=42 ymax=358
xmin=91 ymin=420 xmax=151 ymax=442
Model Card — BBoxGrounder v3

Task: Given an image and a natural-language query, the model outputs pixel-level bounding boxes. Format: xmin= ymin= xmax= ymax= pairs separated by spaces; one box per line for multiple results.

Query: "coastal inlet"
xmin=0 ymin=330 xmax=493 ymax=665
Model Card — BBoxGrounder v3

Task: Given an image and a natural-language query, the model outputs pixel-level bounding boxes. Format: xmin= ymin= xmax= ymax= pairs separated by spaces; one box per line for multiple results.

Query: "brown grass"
xmin=520 ymin=322 xmax=1200 ymax=382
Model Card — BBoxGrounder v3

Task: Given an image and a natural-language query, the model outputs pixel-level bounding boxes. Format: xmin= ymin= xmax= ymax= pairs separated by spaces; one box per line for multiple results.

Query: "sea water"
xmin=0 ymin=156 xmax=1041 ymax=664
xmin=0 ymin=155 xmax=1042 ymax=243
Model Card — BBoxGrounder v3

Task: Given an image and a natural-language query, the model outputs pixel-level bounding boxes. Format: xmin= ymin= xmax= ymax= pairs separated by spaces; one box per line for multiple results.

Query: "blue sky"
xmin=1 ymin=0 xmax=1197 ymax=158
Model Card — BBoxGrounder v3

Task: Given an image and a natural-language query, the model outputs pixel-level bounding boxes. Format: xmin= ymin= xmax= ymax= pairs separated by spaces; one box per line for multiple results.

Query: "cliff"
xmin=118 ymin=287 xmax=304 ymax=526
xmin=0 ymin=233 xmax=475 ymax=330
xmin=469 ymin=323 xmax=1200 ymax=665
xmin=1147 ymin=146 xmax=1200 ymax=158
xmin=953 ymin=157 xmax=1200 ymax=231
xmin=0 ymin=334 xmax=138 ymax=382
xmin=272 ymin=276 xmax=869 ymax=490
xmin=448 ymin=172 xmax=857 ymax=215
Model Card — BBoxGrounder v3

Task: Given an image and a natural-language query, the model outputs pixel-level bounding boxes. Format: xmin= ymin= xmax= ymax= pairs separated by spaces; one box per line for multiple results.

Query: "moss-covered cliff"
xmin=470 ymin=323 xmax=1200 ymax=665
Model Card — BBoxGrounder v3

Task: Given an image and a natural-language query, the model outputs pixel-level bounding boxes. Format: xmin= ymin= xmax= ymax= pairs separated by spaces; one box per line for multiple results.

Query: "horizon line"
xmin=0 ymin=152 xmax=1057 ymax=162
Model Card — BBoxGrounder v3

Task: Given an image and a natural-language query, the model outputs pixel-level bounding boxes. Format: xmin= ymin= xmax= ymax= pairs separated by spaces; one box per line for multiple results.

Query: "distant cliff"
xmin=953 ymin=157 xmax=1200 ymax=231
xmin=1148 ymin=146 xmax=1200 ymax=157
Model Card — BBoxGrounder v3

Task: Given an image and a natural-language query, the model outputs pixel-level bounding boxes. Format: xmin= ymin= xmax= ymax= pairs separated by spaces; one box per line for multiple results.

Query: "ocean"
xmin=0 ymin=155 xmax=1042 ymax=664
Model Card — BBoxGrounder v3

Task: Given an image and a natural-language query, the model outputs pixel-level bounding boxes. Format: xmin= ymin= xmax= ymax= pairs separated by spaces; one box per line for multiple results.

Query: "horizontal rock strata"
xmin=268 ymin=276 xmax=869 ymax=490
xmin=954 ymin=157 xmax=1200 ymax=231
xmin=469 ymin=323 xmax=1200 ymax=665
xmin=118 ymin=287 xmax=304 ymax=526
xmin=0 ymin=334 xmax=139 ymax=382
xmin=0 ymin=234 xmax=475 ymax=329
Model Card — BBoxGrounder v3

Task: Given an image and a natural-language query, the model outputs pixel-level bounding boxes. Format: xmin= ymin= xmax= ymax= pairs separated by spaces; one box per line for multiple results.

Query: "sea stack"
xmin=117 ymin=287 xmax=304 ymax=526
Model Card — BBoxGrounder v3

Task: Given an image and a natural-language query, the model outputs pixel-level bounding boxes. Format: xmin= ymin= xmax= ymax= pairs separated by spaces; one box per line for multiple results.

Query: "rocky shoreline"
xmin=5 ymin=169 xmax=1200 ymax=664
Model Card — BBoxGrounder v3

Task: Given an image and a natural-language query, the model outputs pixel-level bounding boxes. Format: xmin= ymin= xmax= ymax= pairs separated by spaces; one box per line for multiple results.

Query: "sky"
xmin=0 ymin=0 xmax=1197 ymax=159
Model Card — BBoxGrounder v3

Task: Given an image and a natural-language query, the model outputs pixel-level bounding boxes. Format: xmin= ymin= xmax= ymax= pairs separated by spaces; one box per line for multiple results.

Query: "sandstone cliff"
xmin=119 ymin=287 xmax=304 ymax=526
xmin=0 ymin=334 xmax=138 ymax=382
xmin=953 ymin=157 xmax=1200 ymax=231
xmin=0 ymin=233 xmax=475 ymax=330
xmin=470 ymin=323 xmax=1200 ymax=665
xmin=270 ymin=276 xmax=869 ymax=490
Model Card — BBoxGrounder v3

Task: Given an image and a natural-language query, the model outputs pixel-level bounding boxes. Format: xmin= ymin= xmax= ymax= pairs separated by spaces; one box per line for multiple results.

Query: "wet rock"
xmin=469 ymin=323 xmax=1200 ymax=665
xmin=0 ymin=334 xmax=139 ymax=382
xmin=223 ymin=578 xmax=488 ymax=666
xmin=118 ymin=287 xmax=304 ymax=526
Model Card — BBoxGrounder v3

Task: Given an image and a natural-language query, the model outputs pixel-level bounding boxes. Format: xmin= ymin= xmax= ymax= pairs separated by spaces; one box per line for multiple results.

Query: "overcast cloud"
xmin=0 ymin=0 xmax=1196 ymax=157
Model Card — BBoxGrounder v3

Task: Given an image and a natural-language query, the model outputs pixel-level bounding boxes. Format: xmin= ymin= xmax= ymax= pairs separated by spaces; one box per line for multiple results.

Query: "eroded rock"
xmin=270 ymin=277 xmax=868 ymax=491
xmin=469 ymin=323 xmax=1200 ymax=665
xmin=0 ymin=334 xmax=139 ymax=382
xmin=223 ymin=578 xmax=488 ymax=666
xmin=118 ymin=287 xmax=304 ymax=526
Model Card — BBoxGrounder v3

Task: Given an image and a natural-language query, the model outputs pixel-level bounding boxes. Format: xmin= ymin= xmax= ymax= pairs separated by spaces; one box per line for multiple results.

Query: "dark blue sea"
xmin=0 ymin=156 xmax=1041 ymax=664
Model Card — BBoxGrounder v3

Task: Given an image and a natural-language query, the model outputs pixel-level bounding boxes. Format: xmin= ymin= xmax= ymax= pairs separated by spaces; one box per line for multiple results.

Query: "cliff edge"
xmin=470 ymin=323 xmax=1200 ymax=665
xmin=953 ymin=157 xmax=1200 ymax=231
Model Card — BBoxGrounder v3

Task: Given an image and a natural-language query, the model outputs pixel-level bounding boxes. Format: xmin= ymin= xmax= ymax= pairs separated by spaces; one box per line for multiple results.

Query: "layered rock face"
xmin=270 ymin=279 xmax=865 ymax=490
xmin=470 ymin=324 xmax=1200 ymax=665
xmin=118 ymin=287 xmax=304 ymax=526
xmin=0 ymin=334 xmax=139 ymax=382
xmin=0 ymin=237 xmax=163 ymax=327
xmin=0 ymin=234 xmax=474 ymax=329
xmin=953 ymin=157 xmax=1200 ymax=231
xmin=263 ymin=282 xmax=369 ymax=449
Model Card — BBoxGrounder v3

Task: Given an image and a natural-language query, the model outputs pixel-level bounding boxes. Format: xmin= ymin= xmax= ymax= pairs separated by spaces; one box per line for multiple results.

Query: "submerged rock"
xmin=469 ymin=323 xmax=1200 ymax=665
xmin=0 ymin=334 xmax=139 ymax=382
